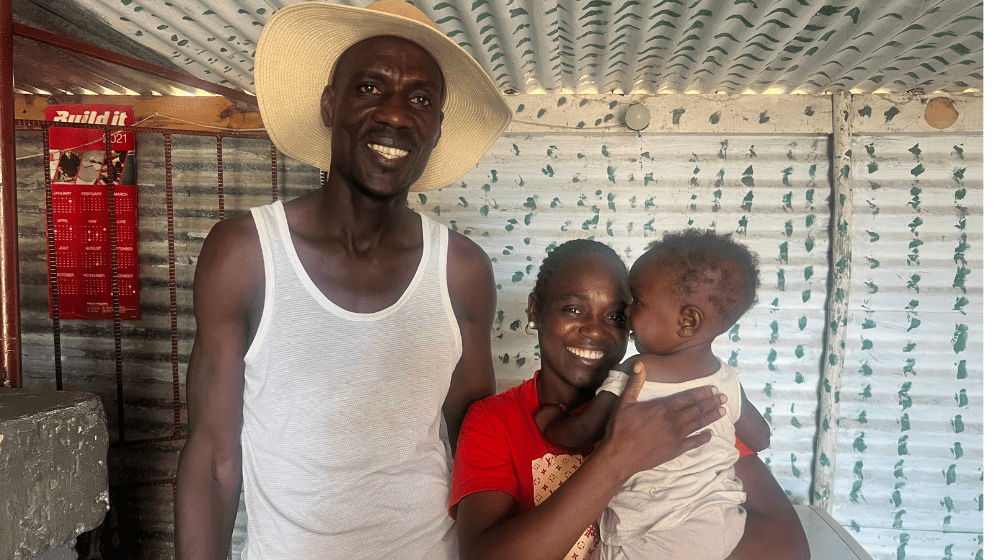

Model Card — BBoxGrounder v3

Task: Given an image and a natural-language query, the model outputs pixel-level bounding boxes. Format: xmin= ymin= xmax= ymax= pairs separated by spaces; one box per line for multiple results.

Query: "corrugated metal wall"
xmin=835 ymin=133 xmax=982 ymax=559
xmin=14 ymin=131 xmax=316 ymax=559
xmin=419 ymin=132 xmax=833 ymax=504
xmin=14 ymin=119 xmax=982 ymax=559
xmin=415 ymin=129 xmax=981 ymax=560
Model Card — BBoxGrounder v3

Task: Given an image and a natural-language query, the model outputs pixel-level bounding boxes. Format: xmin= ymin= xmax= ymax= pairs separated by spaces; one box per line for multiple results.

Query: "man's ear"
xmin=677 ymin=305 xmax=704 ymax=338
xmin=320 ymin=85 xmax=336 ymax=128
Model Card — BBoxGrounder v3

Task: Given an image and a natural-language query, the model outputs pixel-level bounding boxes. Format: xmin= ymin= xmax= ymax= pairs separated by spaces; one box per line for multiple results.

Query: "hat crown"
xmin=366 ymin=0 xmax=436 ymax=28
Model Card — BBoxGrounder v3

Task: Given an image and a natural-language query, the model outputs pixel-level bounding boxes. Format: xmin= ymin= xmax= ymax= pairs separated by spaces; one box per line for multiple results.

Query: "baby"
xmin=534 ymin=229 xmax=770 ymax=560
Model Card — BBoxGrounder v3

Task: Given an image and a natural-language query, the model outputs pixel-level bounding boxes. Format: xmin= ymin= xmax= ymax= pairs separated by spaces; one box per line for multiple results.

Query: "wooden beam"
xmin=812 ymin=91 xmax=854 ymax=511
xmin=14 ymin=94 xmax=263 ymax=132
xmin=500 ymin=93 xmax=983 ymax=134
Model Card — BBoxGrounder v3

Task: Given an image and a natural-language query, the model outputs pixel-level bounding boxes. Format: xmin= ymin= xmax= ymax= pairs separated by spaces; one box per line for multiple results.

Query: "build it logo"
xmin=50 ymin=107 xmax=130 ymax=126
xmin=44 ymin=104 xmax=135 ymax=152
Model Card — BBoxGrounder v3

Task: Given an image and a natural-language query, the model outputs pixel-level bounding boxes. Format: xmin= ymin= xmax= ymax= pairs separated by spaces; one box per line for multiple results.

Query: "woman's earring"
xmin=525 ymin=321 xmax=537 ymax=334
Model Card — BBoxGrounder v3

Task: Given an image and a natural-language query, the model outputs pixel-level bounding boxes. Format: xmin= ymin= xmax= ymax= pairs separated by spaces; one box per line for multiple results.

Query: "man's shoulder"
xmin=196 ymin=209 xmax=265 ymax=295
xmin=439 ymin=220 xmax=495 ymax=314
xmin=443 ymin=226 xmax=490 ymax=265
xmin=205 ymin=207 xmax=261 ymax=247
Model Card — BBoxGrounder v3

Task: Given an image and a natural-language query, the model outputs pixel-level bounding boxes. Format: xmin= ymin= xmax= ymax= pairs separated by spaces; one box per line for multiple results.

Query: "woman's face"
xmin=529 ymin=253 xmax=630 ymax=394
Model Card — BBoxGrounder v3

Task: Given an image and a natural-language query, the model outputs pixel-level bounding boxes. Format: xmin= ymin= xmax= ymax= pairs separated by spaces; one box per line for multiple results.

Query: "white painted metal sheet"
xmin=834 ymin=133 xmax=982 ymax=560
xmin=414 ymin=131 xmax=833 ymax=505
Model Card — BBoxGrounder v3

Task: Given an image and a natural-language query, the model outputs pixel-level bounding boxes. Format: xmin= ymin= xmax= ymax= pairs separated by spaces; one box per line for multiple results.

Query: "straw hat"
xmin=254 ymin=0 xmax=512 ymax=192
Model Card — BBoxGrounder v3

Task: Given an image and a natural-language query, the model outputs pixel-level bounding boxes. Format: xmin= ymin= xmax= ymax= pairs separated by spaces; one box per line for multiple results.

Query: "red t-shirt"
xmin=450 ymin=373 xmax=753 ymax=560
xmin=451 ymin=373 xmax=599 ymax=559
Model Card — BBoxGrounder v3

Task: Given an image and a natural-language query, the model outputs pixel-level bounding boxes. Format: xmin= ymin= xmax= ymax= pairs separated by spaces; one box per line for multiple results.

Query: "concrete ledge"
xmin=0 ymin=390 xmax=110 ymax=560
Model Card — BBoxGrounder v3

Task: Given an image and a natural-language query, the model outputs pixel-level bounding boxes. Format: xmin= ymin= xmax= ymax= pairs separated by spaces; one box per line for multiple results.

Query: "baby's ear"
xmin=677 ymin=305 xmax=704 ymax=337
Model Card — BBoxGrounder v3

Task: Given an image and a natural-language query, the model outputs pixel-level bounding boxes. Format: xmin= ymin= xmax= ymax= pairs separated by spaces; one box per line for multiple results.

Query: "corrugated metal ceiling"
xmin=11 ymin=0 xmax=984 ymax=98
xmin=12 ymin=34 xmax=210 ymax=97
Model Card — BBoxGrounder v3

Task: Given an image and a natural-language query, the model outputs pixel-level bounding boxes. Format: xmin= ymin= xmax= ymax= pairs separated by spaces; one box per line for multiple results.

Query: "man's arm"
xmin=727 ymin=453 xmax=810 ymax=560
xmin=175 ymin=216 xmax=262 ymax=560
xmin=442 ymin=231 xmax=497 ymax=451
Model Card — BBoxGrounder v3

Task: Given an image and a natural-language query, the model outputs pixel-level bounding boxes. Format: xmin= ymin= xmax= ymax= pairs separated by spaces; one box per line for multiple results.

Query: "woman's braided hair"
xmin=531 ymin=239 xmax=627 ymax=308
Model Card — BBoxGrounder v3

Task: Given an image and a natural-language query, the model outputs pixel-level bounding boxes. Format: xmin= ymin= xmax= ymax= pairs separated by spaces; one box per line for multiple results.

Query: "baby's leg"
xmin=597 ymin=504 xmax=746 ymax=560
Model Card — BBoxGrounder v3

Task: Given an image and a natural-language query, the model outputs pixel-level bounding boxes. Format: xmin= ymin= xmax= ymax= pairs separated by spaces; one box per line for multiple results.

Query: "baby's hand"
xmin=533 ymin=403 xmax=569 ymax=434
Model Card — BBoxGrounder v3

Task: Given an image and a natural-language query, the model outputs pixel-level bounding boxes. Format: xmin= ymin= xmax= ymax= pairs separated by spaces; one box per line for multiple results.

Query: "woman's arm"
xmin=734 ymin=384 xmax=771 ymax=452
xmin=727 ymin=453 xmax=810 ymax=560
xmin=455 ymin=365 xmax=727 ymax=560
xmin=454 ymin=453 xmax=625 ymax=560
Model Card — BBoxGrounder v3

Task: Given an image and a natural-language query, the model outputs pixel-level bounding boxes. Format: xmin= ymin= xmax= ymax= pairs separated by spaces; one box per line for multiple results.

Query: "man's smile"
xmin=368 ymin=142 xmax=409 ymax=160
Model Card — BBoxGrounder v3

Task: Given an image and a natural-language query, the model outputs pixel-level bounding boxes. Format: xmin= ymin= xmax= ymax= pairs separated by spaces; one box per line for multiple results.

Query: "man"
xmin=174 ymin=1 xmax=511 ymax=558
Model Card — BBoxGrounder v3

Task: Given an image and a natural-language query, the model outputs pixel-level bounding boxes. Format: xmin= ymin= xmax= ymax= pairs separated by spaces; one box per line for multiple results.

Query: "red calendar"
xmin=45 ymin=104 xmax=140 ymax=320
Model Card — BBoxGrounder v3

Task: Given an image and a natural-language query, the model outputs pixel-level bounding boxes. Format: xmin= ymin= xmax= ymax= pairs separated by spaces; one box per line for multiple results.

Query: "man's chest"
xmin=292 ymin=237 xmax=425 ymax=313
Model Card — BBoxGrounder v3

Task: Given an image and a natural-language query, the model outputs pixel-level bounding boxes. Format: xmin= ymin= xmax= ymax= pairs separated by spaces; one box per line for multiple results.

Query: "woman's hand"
xmin=596 ymin=361 xmax=727 ymax=483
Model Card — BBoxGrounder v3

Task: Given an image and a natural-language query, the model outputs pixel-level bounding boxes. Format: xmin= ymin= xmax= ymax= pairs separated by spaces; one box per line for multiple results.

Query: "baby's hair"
xmin=532 ymin=239 xmax=627 ymax=308
xmin=642 ymin=229 xmax=760 ymax=329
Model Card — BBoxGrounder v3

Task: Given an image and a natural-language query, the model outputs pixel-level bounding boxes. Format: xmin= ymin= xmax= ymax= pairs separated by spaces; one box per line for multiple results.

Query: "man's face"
xmin=322 ymin=36 xmax=445 ymax=198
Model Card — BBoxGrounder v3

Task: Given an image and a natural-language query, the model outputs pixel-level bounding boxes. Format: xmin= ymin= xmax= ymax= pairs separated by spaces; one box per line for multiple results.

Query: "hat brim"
xmin=254 ymin=1 xmax=512 ymax=192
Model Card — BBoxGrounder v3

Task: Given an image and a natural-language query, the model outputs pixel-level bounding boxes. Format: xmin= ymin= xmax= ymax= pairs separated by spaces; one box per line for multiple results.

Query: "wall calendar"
xmin=45 ymin=104 xmax=140 ymax=320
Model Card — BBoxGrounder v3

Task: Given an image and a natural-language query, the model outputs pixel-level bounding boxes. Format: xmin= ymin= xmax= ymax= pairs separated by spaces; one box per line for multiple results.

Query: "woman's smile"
xmin=567 ymin=347 xmax=606 ymax=361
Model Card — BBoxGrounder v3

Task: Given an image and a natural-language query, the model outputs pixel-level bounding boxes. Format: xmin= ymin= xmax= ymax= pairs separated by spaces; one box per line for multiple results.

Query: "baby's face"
xmin=626 ymin=258 xmax=685 ymax=355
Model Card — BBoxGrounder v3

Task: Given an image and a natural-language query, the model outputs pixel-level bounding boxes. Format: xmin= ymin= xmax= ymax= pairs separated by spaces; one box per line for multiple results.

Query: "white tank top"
xmin=241 ymin=201 xmax=462 ymax=559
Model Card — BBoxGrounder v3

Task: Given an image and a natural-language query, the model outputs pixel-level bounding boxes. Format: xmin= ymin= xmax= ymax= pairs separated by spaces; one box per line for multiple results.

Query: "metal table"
xmin=794 ymin=505 xmax=873 ymax=560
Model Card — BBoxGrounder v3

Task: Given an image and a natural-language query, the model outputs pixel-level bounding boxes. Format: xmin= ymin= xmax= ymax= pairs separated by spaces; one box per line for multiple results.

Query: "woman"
xmin=450 ymin=239 xmax=809 ymax=560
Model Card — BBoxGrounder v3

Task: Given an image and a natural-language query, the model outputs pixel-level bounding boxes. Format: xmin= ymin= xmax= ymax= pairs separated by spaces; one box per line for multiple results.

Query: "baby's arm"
xmin=533 ymin=403 xmax=569 ymax=434
xmin=540 ymin=391 xmax=619 ymax=449
xmin=734 ymin=383 xmax=771 ymax=452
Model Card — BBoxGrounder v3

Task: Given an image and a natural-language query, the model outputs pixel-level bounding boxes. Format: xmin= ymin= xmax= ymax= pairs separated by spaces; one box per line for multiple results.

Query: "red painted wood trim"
xmin=1 ymin=0 xmax=23 ymax=388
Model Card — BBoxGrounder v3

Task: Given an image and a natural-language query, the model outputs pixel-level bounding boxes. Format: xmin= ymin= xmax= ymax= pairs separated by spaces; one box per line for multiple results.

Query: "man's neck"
xmin=279 ymin=176 xmax=426 ymax=313
xmin=288 ymin=175 xmax=418 ymax=250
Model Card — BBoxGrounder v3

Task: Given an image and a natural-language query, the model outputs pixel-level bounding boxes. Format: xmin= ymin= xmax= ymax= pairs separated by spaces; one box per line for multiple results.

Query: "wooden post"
xmin=0 ymin=0 xmax=22 ymax=387
xmin=812 ymin=90 xmax=853 ymax=510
